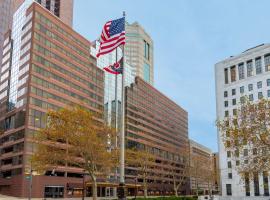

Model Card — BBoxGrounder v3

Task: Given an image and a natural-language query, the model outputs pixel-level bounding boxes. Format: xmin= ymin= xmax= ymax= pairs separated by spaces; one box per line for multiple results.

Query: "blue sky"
xmin=73 ymin=0 xmax=270 ymax=152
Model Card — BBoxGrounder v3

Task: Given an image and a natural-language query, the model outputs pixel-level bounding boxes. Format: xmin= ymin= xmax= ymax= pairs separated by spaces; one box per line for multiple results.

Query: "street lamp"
xmin=82 ymin=170 xmax=85 ymax=200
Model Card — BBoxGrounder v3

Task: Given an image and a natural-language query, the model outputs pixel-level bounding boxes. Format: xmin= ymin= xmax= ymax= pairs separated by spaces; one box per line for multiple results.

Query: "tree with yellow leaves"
xmin=126 ymin=148 xmax=155 ymax=198
xmin=217 ymin=98 xmax=270 ymax=178
xmin=31 ymin=106 xmax=118 ymax=200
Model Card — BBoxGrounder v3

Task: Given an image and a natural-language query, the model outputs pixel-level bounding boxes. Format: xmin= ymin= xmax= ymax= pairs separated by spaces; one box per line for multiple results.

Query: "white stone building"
xmin=215 ymin=44 xmax=270 ymax=197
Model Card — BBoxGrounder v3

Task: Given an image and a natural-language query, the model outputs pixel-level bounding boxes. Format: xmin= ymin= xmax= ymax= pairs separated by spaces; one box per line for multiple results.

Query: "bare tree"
xmin=170 ymin=148 xmax=190 ymax=196
xmin=126 ymin=148 xmax=155 ymax=198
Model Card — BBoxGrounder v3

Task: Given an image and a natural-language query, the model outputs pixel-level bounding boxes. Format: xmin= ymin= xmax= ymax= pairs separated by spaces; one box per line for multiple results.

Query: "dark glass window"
xmin=265 ymin=54 xmax=270 ymax=72
xmin=249 ymin=94 xmax=253 ymax=101
xmin=257 ymin=81 xmax=262 ymax=89
xmin=238 ymin=63 xmax=245 ymax=80
xmin=224 ymin=68 xmax=229 ymax=84
xmin=245 ymin=173 xmax=250 ymax=196
xmin=240 ymin=86 xmax=244 ymax=93
xmin=248 ymin=84 xmax=253 ymax=91
xmin=224 ymin=91 xmax=228 ymax=97
xmin=247 ymin=60 xmax=253 ymax=77
xmin=226 ymin=184 xmax=232 ymax=195
xmin=255 ymin=57 xmax=262 ymax=74
xmin=263 ymin=172 xmax=269 ymax=196
xmin=258 ymin=92 xmax=263 ymax=99
xmin=267 ymin=79 xmax=270 ymax=86
xmin=232 ymin=89 xmax=236 ymax=95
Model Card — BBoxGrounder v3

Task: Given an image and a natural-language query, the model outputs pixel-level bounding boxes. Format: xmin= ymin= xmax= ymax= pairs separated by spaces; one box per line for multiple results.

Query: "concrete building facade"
xmin=215 ymin=44 xmax=270 ymax=197
xmin=125 ymin=22 xmax=154 ymax=85
xmin=0 ymin=2 xmax=103 ymax=198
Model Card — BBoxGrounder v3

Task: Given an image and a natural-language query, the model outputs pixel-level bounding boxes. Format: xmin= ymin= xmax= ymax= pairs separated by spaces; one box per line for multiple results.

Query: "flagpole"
xmin=118 ymin=11 xmax=126 ymax=200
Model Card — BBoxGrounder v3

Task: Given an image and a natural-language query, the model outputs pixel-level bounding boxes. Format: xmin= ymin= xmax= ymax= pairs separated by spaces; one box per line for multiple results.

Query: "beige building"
xmin=213 ymin=152 xmax=220 ymax=195
xmin=125 ymin=22 xmax=154 ymax=85
xmin=189 ymin=139 xmax=215 ymax=195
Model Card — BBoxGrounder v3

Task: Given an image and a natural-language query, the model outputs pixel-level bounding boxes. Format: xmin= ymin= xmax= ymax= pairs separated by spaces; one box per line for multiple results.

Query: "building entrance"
xmin=44 ymin=186 xmax=64 ymax=198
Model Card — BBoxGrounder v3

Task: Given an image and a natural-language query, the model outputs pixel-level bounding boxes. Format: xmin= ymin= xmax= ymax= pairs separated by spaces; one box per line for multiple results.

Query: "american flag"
xmin=96 ymin=17 xmax=125 ymax=57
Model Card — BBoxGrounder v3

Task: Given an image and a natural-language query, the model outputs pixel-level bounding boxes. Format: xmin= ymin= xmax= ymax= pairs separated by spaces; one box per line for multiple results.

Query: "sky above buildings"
xmin=73 ymin=0 xmax=270 ymax=152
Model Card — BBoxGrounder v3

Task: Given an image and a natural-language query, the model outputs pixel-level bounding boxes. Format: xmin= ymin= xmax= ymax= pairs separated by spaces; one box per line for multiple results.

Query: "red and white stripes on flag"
xmin=96 ymin=17 xmax=125 ymax=57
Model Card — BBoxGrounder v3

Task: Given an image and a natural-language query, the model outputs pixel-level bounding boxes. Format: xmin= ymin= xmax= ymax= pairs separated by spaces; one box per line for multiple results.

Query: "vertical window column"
xmin=263 ymin=172 xmax=269 ymax=196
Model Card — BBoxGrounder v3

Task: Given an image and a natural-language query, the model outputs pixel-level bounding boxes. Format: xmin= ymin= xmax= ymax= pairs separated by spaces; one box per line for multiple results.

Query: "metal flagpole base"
xmin=117 ymin=182 xmax=126 ymax=200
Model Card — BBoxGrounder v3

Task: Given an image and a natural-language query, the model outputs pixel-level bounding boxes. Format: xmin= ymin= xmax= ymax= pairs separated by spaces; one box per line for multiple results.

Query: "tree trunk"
xmin=174 ymin=187 xmax=178 ymax=197
xmin=92 ymin=175 xmax=98 ymax=200
xmin=143 ymin=177 xmax=147 ymax=198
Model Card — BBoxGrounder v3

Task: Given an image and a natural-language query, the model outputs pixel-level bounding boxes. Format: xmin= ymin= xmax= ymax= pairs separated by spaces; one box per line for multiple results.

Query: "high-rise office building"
xmin=215 ymin=44 xmax=270 ymax=197
xmin=0 ymin=0 xmax=24 ymax=71
xmin=0 ymin=2 xmax=103 ymax=198
xmin=91 ymin=41 xmax=135 ymax=128
xmin=125 ymin=22 xmax=154 ymax=85
xmin=0 ymin=0 xmax=73 ymax=67
xmin=125 ymin=77 xmax=188 ymax=194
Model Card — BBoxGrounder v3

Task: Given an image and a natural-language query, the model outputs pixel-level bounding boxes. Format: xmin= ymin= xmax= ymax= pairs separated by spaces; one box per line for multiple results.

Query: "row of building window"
xmin=224 ymin=54 xmax=270 ymax=84
xmin=224 ymin=91 xmax=268 ymax=108
xmin=224 ymin=79 xmax=270 ymax=98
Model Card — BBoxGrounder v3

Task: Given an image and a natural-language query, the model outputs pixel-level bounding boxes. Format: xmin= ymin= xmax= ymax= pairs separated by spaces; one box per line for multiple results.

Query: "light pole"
xmin=82 ymin=171 xmax=85 ymax=200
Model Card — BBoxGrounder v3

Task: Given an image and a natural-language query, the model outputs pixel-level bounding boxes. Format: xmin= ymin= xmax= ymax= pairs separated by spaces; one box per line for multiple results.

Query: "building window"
xmin=228 ymin=173 xmax=232 ymax=179
xmin=230 ymin=66 xmax=236 ymax=82
xmin=240 ymin=86 xmax=244 ymax=94
xmin=257 ymin=81 xmax=262 ymax=89
xmin=236 ymin=160 xmax=240 ymax=166
xmin=268 ymin=90 xmax=270 ymax=98
xmin=224 ymin=68 xmax=229 ymax=84
xmin=235 ymin=149 xmax=239 ymax=157
xmin=248 ymin=84 xmax=253 ymax=91
xmin=228 ymin=161 xmax=232 ymax=168
xmin=255 ymin=57 xmax=262 ymax=74
xmin=227 ymin=151 xmax=231 ymax=158
xmin=224 ymin=91 xmax=228 ymax=97
xmin=254 ymin=172 xmax=260 ymax=196
xmin=244 ymin=149 xmax=248 ymax=156
xmin=244 ymin=160 xmax=248 ymax=164
xmin=258 ymin=92 xmax=263 ymax=99
xmin=238 ymin=63 xmax=244 ymax=80
xmin=240 ymin=96 xmax=245 ymax=103
xmin=267 ymin=79 xmax=270 ymax=86
xmin=144 ymin=40 xmax=150 ymax=60
xmin=253 ymin=148 xmax=257 ymax=155
xmin=249 ymin=94 xmax=253 ymax=101
xmin=232 ymin=99 xmax=236 ymax=105
xmin=224 ymin=101 xmax=228 ymax=107
xmin=233 ymin=109 xmax=237 ymax=115
xmin=225 ymin=110 xmax=229 ymax=117
xmin=247 ymin=60 xmax=253 ymax=77
xmin=226 ymin=184 xmax=232 ymax=196
xmin=263 ymin=172 xmax=269 ymax=196
xmin=245 ymin=173 xmax=250 ymax=196
xmin=232 ymin=89 xmax=236 ymax=95
xmin=143 ymin=63 xmax=150 ymax=83
xmin=265 ymin=54 xmax=270 ymax=72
